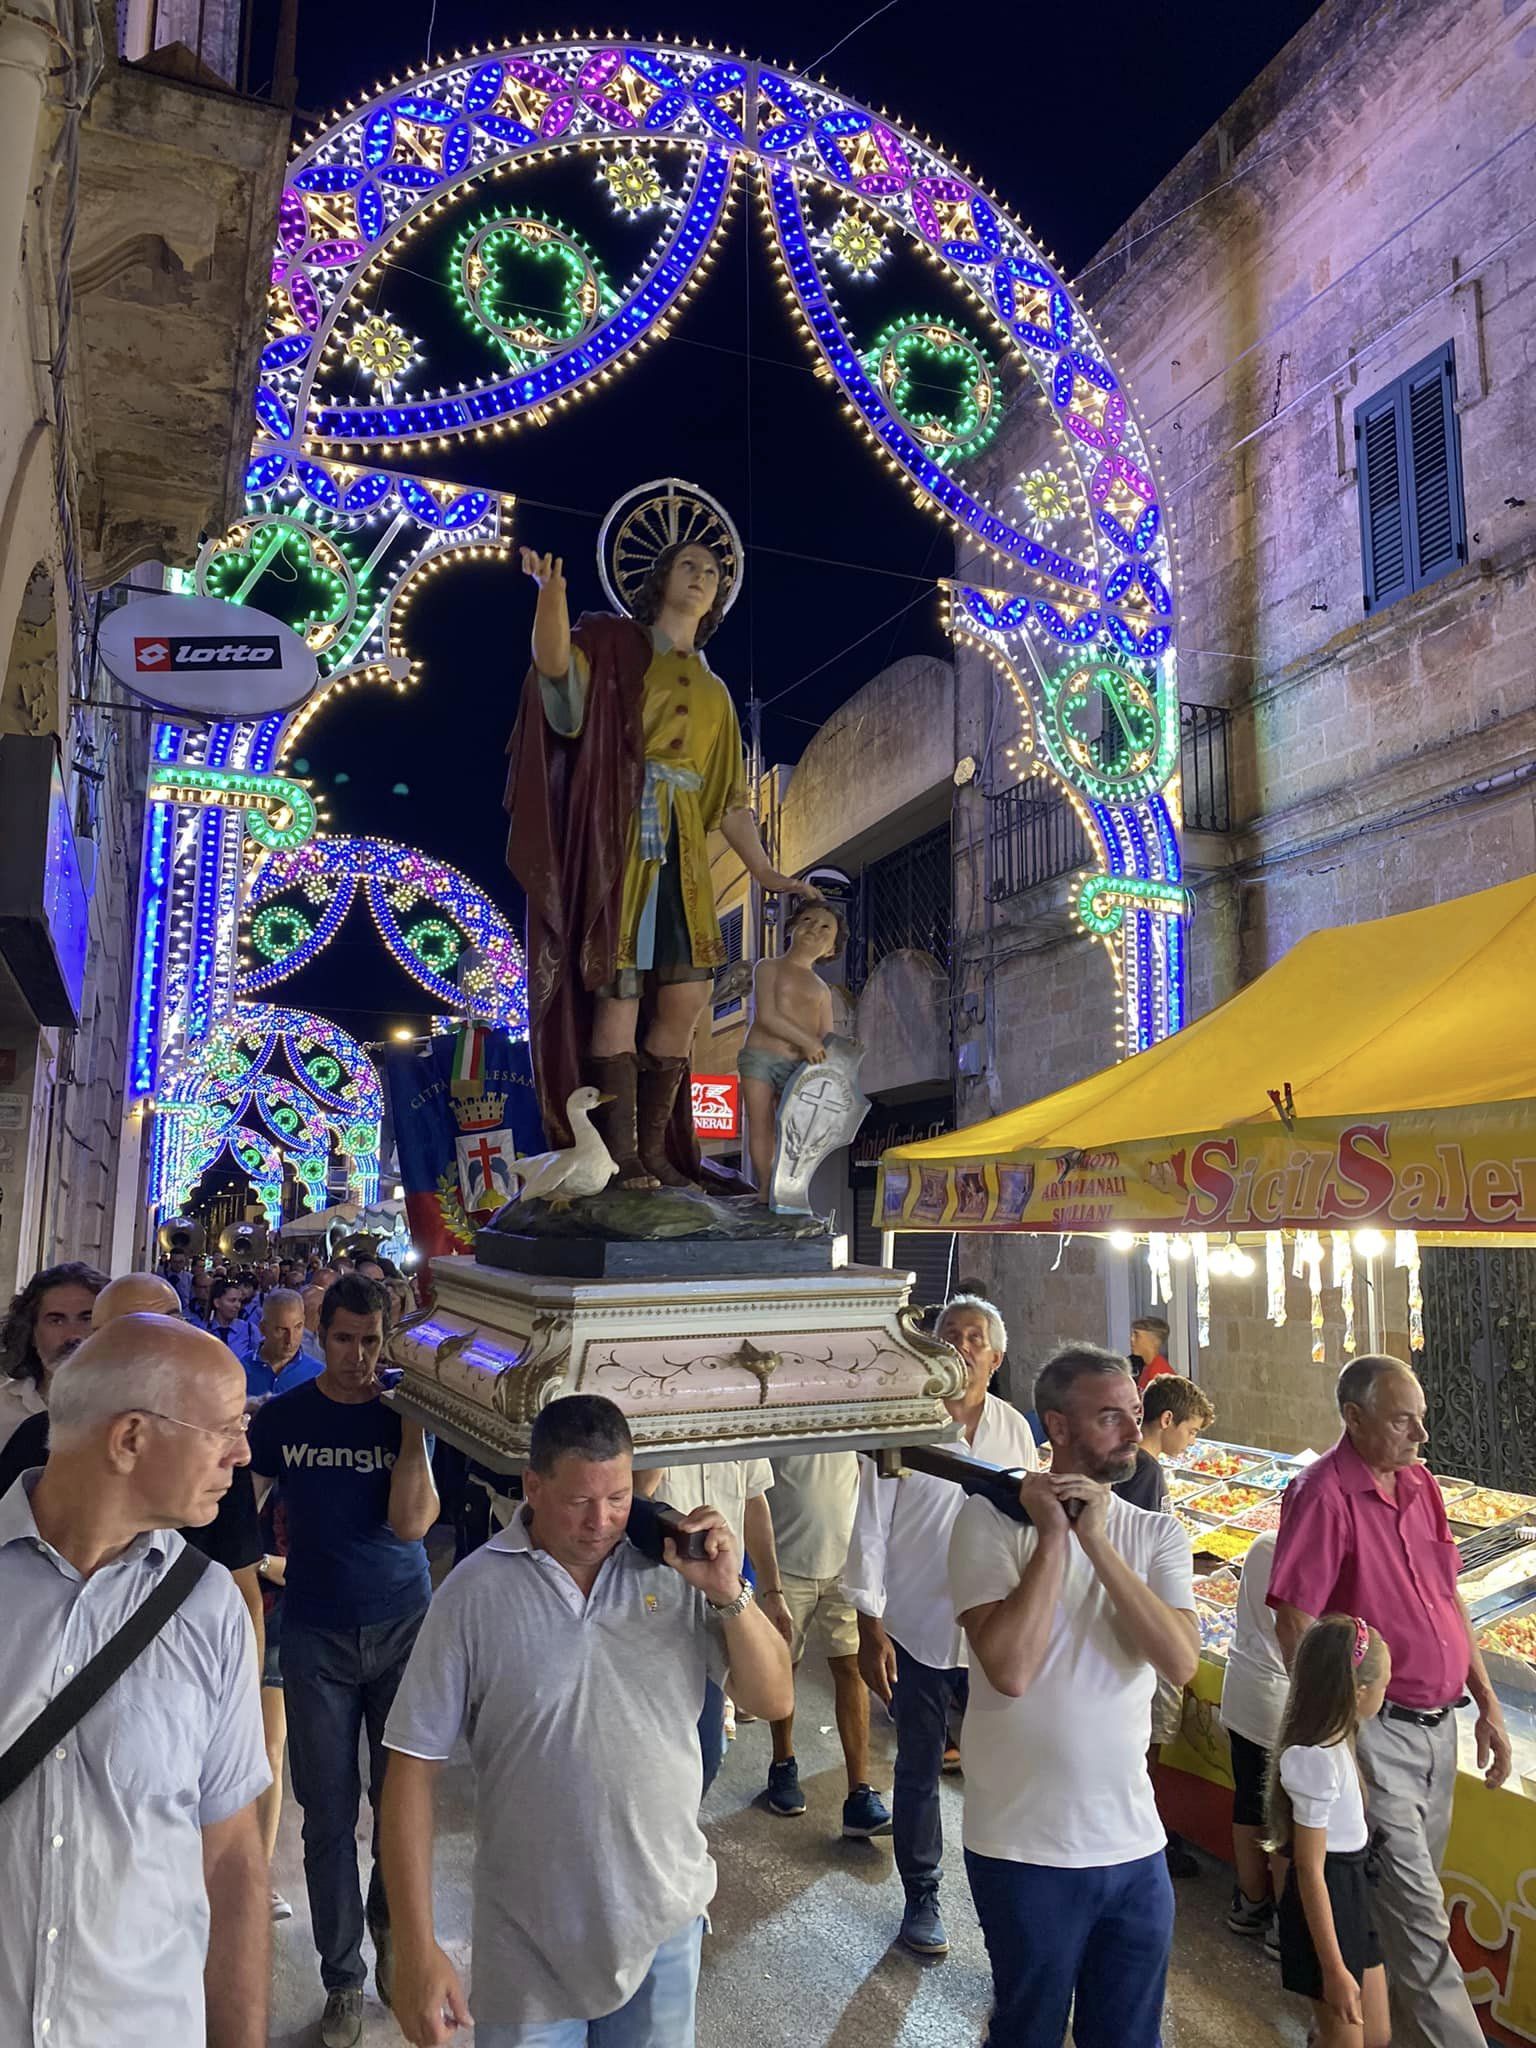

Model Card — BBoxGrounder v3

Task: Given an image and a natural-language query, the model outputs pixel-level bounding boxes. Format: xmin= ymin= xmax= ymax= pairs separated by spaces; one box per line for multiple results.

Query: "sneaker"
xmin=941 ymin=1743 xmax=962 ymax=1775
xmin=841 ymin=1784 xmax=893 ymax=1838
xmin=269 ymin=1889 xmax=294 ymax=1922
xmin=318 ymin=1988 xmax=363 ymax=2048
xmin=1227 ymin=1886 xmax=1273 ymax=1937
xmin=723 ymin=1698 xmax=737 ymax=1741
xmin=1165 ymin=1832 xmax=1200 ymax=1878
xmin=898 ymin=1895 xmax=950 ymax=1957
xmin=766 ymin=1757 xmax=807 ymax=1817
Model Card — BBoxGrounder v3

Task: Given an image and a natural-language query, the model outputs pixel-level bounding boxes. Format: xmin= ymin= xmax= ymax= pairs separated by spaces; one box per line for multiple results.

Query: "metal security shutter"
xmin=853 ymin=1185 xmax=956 ymax=1307
xmin=1355 ymin=343 xmax=1466 ymax=615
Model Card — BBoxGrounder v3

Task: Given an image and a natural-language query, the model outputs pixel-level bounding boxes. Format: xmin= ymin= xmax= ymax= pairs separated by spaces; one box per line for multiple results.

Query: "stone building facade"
xmin=707 ymin=0 xmax=1535 ymax=1447
xmin=0 ymin=3 xmax=286 ymax=1289
xmin=960 ymin=0 xmax=1535 ymax=1445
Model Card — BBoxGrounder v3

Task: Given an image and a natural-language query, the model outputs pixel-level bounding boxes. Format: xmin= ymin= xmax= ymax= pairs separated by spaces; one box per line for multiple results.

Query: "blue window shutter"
xmin=1404 ymin=347 xmax=1466 ymax=590
xmin=1356 ymin=381 xmax=1411 ymax=614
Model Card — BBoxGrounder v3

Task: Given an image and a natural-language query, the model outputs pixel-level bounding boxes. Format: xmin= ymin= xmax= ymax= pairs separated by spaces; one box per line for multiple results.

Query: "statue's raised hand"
xmin=519 ymin=547 xmax=565 ymax=593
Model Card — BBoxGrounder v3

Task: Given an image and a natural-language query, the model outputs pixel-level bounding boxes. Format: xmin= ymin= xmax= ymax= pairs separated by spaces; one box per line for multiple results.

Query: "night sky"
xmin=258 ymin=0 xmax=1321 ymax=1046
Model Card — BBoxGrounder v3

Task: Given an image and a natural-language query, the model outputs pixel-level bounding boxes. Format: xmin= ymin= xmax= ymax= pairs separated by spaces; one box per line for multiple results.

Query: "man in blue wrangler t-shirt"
xmin=250 ymin=1274 xmax=438 ymax=2048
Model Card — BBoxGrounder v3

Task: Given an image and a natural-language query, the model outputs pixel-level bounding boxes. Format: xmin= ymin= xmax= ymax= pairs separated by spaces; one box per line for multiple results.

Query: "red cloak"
xmin=504 ymin=611 xmax=703 ymax=1178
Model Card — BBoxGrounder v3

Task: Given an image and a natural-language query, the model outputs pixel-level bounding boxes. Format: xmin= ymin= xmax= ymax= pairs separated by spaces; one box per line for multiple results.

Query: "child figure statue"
xmin=738 ymin=900 xmax=848 ymax=1194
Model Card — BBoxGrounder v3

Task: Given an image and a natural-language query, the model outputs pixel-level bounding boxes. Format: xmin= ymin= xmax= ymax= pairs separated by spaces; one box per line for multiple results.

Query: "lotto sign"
xmin=692 ymin=1075 xmax=740 ymax=1139
xmin=99 ymin=594 xmax=317 ymax=719
xmin=132 ymin=633 xmax=280 ymax=672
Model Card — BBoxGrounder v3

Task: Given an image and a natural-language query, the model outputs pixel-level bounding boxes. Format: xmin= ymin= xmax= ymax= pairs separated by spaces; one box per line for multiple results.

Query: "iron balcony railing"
xmin=986 ymin=780 xmax=1093 ymax=902
xmin=1180 ymin=701 xmax=1232 ymax=835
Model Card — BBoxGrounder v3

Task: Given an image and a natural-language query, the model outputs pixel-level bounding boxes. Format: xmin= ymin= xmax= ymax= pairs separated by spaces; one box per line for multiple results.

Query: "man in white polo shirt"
xmin=379 ymin=1394 xmax=792 ymax=2047
xmin=949 ymin=1342 xmax=1198 ymax=2048
xmin=842 ymin=1293 xmax=1037 ymax=1958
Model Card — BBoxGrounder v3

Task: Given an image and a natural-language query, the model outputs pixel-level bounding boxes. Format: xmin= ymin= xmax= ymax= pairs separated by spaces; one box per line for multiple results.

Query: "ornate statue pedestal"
xmin=385 ymin=1251 xmax=965 ymax=1471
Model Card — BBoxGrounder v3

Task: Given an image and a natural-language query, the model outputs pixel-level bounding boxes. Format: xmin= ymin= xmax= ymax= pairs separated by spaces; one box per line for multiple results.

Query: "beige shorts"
xmin=782 ymin=1571 xmax=859 ymax=1663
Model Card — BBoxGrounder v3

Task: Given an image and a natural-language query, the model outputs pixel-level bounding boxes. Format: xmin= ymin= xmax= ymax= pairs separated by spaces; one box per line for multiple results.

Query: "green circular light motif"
xmin=866 ymin=316 xmax=999 ymax=467
xmin=252 ymin=902 xmax=317 ymax=964
xmin=404 ymin=917 xmax=463 ymax=974
xmin=305 ymin=1053 xmax=343 ymax=1092
xmin=269 ymin=1104 xmax=301 ymax=1135
xmin=202 ymin=518 xmax=358 ymax=658
xmin=344 ymin=1122 xmax=375 ymax=1155
xmin=1041 ymin=656 xmax=1176 ymax=802
xmin=453 ymin=212 xmax=611 ymax=366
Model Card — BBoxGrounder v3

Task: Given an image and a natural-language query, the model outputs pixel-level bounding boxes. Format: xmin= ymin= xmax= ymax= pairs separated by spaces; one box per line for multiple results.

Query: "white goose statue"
xmin=510 ymin=1085 xmax=619 ymax=1208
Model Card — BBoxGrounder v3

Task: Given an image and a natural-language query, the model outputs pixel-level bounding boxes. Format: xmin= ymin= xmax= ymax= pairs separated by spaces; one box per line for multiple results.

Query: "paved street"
xmin=269 ymin=1656 xmax=1308 ymax=2046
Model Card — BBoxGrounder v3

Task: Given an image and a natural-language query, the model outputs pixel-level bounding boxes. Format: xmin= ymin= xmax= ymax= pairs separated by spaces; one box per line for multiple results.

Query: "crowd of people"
xmin=0 ymin=1258 xmax=1511 ymax=2048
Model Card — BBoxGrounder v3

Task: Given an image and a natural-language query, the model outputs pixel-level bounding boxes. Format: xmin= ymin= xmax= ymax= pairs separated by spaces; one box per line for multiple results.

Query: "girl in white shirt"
xmin=1267 ymin=1613 xmax=1392 ymax=2047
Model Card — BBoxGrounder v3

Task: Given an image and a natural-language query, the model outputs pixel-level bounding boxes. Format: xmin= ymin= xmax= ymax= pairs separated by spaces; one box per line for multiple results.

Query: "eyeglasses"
xmin=141 ymin=1409 xmax=250 ymax=1446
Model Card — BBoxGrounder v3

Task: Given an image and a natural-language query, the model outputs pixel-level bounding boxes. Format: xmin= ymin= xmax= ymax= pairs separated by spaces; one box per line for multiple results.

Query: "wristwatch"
xmin=707 ymin=1578 xmax=756 ymax=1620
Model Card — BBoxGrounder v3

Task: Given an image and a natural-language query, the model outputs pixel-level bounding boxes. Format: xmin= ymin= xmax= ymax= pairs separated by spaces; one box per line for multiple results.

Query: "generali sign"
xmin=692 ymin=1075 xmax=740 ymax=1140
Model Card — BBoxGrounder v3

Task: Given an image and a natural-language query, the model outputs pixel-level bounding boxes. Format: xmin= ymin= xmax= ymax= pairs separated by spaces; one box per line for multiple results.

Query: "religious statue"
xmin=738 ymin=900 xmax=846 ymax=1190
xmin=504 ymin=484 xmax=814 ymax=1193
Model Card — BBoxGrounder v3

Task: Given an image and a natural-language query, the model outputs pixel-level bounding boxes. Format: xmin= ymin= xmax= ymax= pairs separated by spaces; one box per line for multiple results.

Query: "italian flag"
xmin=451 ymin=1022 xmax=486 ymax=1090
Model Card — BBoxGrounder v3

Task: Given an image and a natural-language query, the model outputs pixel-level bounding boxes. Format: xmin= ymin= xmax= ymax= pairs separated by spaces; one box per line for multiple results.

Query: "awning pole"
xmin=880 ymin=1230 xmax=895 ymax=1268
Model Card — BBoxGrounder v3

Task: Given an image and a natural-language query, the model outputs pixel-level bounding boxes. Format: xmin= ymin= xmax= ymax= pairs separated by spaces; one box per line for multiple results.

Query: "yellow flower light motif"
xmin=345 ymin=314 xmax=419 ymax=389
xmin=598 ymin=155 xmax=664 ymax=215
xmin=827 ymin=210 xmax=887 ymax=277
xmin=1019 ymin=467 xmax=1073 ymax=530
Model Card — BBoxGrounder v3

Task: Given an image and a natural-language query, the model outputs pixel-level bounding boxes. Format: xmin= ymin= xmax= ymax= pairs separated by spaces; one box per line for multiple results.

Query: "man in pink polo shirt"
xmin=1268 ymin=1354 xmax=1511 ymax=2048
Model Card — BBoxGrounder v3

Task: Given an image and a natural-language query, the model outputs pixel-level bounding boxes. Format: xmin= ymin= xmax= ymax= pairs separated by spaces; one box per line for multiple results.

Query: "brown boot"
xmin=636 ymin=1053 xmax=699 ymax=1188
xmin=584 ymin=1054 xmax=657 ymax=1190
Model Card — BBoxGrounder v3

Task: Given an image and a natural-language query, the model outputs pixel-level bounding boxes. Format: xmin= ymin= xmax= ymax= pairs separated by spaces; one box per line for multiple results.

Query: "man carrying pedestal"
xmin=842 ymin=1293 xmax=1038 ymax=1957
xmin=381 ymin=1394 xmax=793 ymax=2047
xmin=950 ymin=1342 xmax=1198 ymax=2048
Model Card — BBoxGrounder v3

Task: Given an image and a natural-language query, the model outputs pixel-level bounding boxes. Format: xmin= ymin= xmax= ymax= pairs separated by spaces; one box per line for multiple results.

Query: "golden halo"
xmin=597 ymin=476 xmax=743 ymax=618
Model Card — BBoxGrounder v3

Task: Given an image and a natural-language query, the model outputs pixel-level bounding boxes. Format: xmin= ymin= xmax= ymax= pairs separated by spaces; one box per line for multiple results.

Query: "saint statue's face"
xmin=662 ymin=544 xmax=722 ymax=619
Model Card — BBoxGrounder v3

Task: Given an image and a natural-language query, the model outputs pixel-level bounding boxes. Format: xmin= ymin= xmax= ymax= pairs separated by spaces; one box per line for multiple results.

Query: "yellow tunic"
xmin=542 ymin=630 xmax=749 ymax=976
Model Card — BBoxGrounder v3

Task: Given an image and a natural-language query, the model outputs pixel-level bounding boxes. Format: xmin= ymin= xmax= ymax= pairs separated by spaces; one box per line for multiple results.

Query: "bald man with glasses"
xmin=0 ymin=1314 xmax=270 ymax=2048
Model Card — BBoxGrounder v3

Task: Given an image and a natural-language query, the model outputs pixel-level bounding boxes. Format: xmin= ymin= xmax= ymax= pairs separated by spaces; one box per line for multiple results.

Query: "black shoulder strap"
xmin=0 ymin=1541 xmax=210 ymax=1808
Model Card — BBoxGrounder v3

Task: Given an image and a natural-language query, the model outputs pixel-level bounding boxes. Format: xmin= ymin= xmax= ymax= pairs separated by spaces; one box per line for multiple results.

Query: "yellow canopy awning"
xmin=878 ymin=875 xmax=1536 ymax=1235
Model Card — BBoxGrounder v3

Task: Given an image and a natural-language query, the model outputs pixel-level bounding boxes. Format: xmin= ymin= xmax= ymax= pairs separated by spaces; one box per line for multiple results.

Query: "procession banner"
xmin=384 ymin=1028 xmax=541 ymax=1262
xmin=877 ymin=1101 xmax=1536 ymax=1236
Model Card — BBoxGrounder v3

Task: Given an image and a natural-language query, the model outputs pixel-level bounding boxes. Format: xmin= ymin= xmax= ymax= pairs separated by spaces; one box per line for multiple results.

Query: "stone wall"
xmin=942 ymin=0 xmax=1536 ymax=1446
xmin=778 ymin=654 xmax=955 ymax=875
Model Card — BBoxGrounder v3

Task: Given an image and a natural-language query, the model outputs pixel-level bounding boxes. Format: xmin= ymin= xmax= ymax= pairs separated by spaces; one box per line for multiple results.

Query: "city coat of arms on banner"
xmin=451 ymin=1027 xmax=518 ymax=1216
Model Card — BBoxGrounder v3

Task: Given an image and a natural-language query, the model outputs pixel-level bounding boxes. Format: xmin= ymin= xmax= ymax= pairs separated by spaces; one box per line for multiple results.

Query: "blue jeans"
xmin=282 ymin=1608 xmax=427 ymax=1991
xmin=475 ymin=1916 xmax=705 ymax=2046
xmin=891 ymin=1641 xmax=967 ymax=1904
xmin=965 ymin=1847 xmax=1174 ymax=2048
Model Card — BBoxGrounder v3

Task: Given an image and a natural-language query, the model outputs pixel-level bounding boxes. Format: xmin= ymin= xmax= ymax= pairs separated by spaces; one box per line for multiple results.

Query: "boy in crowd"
xmin=1130 ymin=1315 xmax=1173 ymax=1393
xmin=1113 ymin=1375 xmax=1215 ymax=1513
